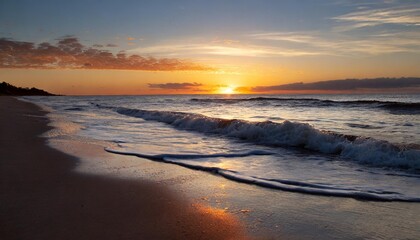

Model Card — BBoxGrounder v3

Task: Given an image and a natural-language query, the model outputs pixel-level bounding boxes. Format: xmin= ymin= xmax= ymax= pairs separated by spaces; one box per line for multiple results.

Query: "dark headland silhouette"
xmin=0 ymin=82 xmax=56 ymax=96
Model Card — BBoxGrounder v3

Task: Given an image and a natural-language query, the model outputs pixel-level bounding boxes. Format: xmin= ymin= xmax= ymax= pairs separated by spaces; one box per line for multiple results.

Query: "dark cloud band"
xmin=251 ymin=78 xmax=420 ymax=92
xmin=148 ymin=82 xmax=203 ymax=89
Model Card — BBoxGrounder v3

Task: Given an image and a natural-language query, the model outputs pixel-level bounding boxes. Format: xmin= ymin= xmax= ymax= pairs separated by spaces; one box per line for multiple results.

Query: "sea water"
xmin=24 ymin=94 xmax=420 ymax=202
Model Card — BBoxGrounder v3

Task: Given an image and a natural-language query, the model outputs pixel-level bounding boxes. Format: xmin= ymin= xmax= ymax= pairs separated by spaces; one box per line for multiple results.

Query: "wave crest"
xmin=191 ymin=97 xmax=420 ymax=115
xmin=110 ymin=107 xmax=420 ymax=171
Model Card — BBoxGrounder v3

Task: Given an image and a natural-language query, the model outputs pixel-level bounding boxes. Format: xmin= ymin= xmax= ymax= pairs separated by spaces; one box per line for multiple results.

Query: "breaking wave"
xmin=109 ymin=107 xmax=420 ymax=171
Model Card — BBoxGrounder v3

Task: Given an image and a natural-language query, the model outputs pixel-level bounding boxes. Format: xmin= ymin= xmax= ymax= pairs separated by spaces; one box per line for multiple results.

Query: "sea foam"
xmin=110 ymin=107 xmax=420 ymax=171
xmin=105 ymin=147 xmax=420 ymax=202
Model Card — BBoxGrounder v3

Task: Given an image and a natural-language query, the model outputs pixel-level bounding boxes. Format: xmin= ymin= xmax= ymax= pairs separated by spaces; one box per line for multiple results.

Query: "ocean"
xmin=24 ymin=94 xmax=420 ymax=202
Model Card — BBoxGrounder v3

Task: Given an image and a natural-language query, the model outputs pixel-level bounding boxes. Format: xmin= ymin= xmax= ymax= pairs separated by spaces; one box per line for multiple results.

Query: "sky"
xmin=0 ymin=0 xmax=419 ymax=95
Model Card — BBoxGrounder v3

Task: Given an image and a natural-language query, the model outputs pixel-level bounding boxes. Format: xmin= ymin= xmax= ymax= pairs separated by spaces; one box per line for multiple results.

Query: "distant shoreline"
xmin=0 ymin=82 xmax=57 ymax=96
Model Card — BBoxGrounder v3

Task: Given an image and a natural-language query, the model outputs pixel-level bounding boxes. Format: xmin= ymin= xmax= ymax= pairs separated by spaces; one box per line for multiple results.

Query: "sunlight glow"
xmin=219 ymin=86 xmax=236 ymax=94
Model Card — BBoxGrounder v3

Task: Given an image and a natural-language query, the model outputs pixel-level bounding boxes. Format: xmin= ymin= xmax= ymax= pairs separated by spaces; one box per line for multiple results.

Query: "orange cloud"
xmin=0 ymin=37 xmax=213 ymax=71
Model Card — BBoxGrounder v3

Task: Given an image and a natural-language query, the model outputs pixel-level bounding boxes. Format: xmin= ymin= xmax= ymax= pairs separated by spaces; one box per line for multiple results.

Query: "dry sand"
xmin=0 ymin=96 xmax=251 ymax=240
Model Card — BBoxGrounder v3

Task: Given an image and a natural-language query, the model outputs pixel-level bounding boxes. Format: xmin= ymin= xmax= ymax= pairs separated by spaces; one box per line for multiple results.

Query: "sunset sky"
xmin=1 ymin=0 xmax=419 ymax=95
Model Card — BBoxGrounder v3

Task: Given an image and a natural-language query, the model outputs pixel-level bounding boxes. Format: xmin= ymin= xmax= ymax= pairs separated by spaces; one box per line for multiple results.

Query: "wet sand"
xmin=0 ymin=96 xmax=250 ymax=240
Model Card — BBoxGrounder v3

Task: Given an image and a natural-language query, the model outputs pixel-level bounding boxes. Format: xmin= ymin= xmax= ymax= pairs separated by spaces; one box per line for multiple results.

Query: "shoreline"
xmin=0 ymin=96 xmax=252 ymax=240
xmin=3 ymin=96 xmax=420 ymax=239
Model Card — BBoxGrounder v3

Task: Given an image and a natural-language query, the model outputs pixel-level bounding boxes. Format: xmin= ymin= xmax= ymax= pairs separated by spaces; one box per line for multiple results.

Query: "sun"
xmin=219 ymin=86 xmax=236 ymax=94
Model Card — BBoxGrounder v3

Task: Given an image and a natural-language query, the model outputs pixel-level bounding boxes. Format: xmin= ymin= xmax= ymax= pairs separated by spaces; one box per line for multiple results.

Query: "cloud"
xmin=211 ymin=39 xmax=240 ymax=45
xmin=332 ymin=0 xmax=399 ymax=7
xmin=247 ymin=4 xmax=420 ymax=56
xmin=127 ymin=37 xmax=135 ymax=41
xmin=131 ymin=43 xmax=321 ymax=57
xmin=148 ymin=82 xmax=203 ymax=90
xmin=333 ymin=6 xmax=420 ymax=31
xmin=250 ymin=77 xmax=420 ymax=92
xmin=106 ymin=43 xmax=117 ymax=47
xmin=205 ymin=45 xmax=319 ymax=57
xmin=249 ymin=32 xmax=317 ymax=43
xmin=0 ymin=37 xmax=212 ymax=71
xmin=248 ymin=30 xmax=420 ymax=55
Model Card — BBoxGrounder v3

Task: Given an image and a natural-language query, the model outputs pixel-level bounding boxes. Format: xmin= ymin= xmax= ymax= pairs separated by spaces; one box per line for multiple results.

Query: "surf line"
xmin=104 ymin=147 xmax=254 ymax=174
xmin=104 ymin=147 xmax=420 ymax=203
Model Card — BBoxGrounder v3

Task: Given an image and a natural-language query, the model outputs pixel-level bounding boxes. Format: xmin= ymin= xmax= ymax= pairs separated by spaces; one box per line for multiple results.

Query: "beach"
xmin=2 ymin=95 xmax=420 ymax=240
xmin=2 ymin=0 xmax=420 ymax=239
xmin=0 ymin=96 xmax=251 ymax=240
